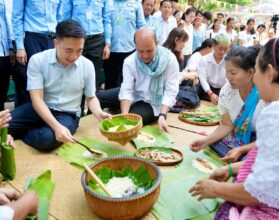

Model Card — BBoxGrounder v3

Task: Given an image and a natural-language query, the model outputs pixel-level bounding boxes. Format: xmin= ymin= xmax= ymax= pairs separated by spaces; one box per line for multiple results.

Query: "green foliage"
xmin=100 ymin=116 xmax=139 ymax=131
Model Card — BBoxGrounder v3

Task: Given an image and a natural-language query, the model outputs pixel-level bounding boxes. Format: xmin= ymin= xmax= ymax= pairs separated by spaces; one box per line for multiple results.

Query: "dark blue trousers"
xmin=8 ymin=103 xmax=79 ymax=151
xmin=96 ymin=87 xmax=158 ymax=125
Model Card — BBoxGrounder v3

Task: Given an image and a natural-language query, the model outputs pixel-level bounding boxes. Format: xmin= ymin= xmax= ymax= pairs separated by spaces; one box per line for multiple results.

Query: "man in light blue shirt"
xmin=103 ymin=0 xmax=145 ymax=89
xmin=0 ymin=0 xmax=15 ymax=110
xmin=8 ymin=20 xmax=111 ymax=151
xmin=61 ymin=0 xmax=111 ymax=89
xmin=12 ymin=0 xmax=62 ymax=105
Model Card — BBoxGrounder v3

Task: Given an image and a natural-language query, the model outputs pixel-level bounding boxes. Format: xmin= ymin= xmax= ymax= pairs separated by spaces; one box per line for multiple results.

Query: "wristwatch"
xmin=158 ymin=113 xmax=167 ymax=119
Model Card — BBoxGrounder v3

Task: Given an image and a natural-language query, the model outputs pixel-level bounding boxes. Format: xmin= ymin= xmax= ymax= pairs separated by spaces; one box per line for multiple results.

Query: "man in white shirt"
xmin=196 ymin=33 xmax=230 ymax=105
xmin=153 ymin=0 xmax=177 ymax=45
xmin=97 ymin=28 xmax=179 ymax=132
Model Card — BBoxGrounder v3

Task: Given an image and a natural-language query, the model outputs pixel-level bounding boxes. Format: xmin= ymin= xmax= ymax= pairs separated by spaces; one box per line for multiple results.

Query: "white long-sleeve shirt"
xmin=119 ymin=51 xmax=179 ymax=116
xmin=0 ymin=206 xmax=14 ymax=220
xmin=198 ymin=51 xmax=227 ymax=92
xmin=154 ymin=15 xmax=177 ymax=45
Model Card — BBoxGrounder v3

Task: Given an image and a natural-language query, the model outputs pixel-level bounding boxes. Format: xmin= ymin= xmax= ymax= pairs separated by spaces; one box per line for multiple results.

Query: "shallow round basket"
xmin=81 ymin=155 xmax=162 ymax=220
xmin=100 ymin=113 xmax=143 ymax=145
xmin=178 ymin=112 xmax=220 ymax=126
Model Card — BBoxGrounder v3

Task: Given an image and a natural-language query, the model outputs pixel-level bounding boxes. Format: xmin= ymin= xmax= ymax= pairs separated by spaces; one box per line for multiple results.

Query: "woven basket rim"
xmin=178 ymin=112 xmax=220 ymax=126
xmin=99 ymin=113 xmax=143 ymax=134
xmin=81 ymin=155 xmax=162 ymax=202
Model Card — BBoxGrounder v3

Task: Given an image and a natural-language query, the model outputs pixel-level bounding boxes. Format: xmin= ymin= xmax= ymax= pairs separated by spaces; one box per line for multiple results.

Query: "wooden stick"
xmin=83 ymin=163 xmax=113 ymax=197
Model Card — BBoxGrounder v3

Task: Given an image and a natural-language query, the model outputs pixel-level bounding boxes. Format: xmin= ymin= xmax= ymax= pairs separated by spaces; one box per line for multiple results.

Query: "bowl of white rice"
xmin=81 ymin=155 xmax=161 ymax=219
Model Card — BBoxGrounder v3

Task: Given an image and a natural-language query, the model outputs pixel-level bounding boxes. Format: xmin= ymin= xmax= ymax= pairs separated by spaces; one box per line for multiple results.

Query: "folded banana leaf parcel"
xmin=180 ymin=107 xmax=221 ymax=123
xmin=152 ymin=147 xmax=224 ymax=220
xmin=132 ymin=126 xmax=174 ymax=149
xmin=57 ymin=137 xmax=133 ymax=169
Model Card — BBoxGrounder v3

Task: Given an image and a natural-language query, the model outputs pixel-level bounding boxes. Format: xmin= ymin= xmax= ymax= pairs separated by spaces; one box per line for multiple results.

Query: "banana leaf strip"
xmin=88 ymin=165 xmax=155 ymax=196
xmin=203 ymin=147 xmax=226 ymax=165
xmin=132 ymin=125 xmax=174 ymax=149
xmin=100 ymin=116 xmax=139 ymax=131
xmin=24 ymin=170 xmax=54 ymax=220
xmin=57 ymin=137 xmax=133 ymax=169
xmin=152 ymin=147 xmax=222 ymax=220
xmin=0 ymin=128 xmax=16 ymax=180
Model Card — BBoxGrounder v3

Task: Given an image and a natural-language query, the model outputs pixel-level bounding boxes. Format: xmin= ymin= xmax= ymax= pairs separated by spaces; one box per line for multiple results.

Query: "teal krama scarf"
xmin=136 ymin=46 xmax=170 ymax=106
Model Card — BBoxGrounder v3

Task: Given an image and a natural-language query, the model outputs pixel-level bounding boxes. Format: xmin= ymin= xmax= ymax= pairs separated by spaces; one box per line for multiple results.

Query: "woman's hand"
xmin=190 ymin=138 xmax=208 ymax=152
xmin=0 ymin=109 xmax=12 ymax=129
xmin=221 ymin=148 xmax=243 ymax=163
xmin=209 ymin=166 xmax=230 ymax=182
xmin=189 ymin=179 xmax=218 ymax=201
xmin=209 ymin=93 xmax=218 ymax=105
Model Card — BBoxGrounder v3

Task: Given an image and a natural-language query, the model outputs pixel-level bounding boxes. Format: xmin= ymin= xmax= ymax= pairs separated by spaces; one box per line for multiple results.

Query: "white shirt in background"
xmin=119 ymin=51 xmax=179 ymax=116
xmin=182 ymin=51 xmax=202 ymax=72
xmin=154 ymin=15 xmax=177 ymax=45
xmin=206 ymin=29 xmax=222 ymax=39
xmin=224 ymin=29 xmax=237 ymax=43
xmin=218 ymin=82 xmax=264 ymax=129
xmin=198 ymin=51 xmax=227 ymax=92
xmin=238 ymin=31 xmax=256 ymax=47
xmin=0 ymin=206 xmax=14 ymax=220
xmin=182 ymin=23 xmax=193 ymax=55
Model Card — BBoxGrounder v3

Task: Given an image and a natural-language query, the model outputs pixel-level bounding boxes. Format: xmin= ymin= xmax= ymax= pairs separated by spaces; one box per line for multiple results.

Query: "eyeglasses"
xmin=272 ymin=37 xmax=279 ymax=70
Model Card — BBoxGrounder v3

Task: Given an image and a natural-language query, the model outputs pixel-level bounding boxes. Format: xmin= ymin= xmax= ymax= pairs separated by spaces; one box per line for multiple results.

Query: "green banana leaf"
xmin=88 ymin=165 xmax=155 ymax=196
xmin=180 ymin=107 xmax=221 ymax=123
xmin=57 ymin=137 xmax=133 ymax=169
xmin=132 ymin=126 xmax=174 ymax=149
xmin=24 ymin=170 xmax=54 ymax=220
xmin=100 ymin=116 xmax=139 ymax=131
xmin=203 ymin=147 xmax=226 ymax=166
xmin=0 ymin=128 xmax=16 ymax=180
xmin=152 ymin=147 xmax=223 ymax=220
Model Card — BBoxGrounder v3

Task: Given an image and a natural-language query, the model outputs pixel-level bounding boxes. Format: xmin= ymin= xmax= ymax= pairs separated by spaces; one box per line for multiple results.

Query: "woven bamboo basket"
xmin=81 ymin=155 xmax=161 ymax=220
xmin=178 ymin=112 xmax=220 ymax=126
xmin=100 ymin=113 xmax=143 ymax=145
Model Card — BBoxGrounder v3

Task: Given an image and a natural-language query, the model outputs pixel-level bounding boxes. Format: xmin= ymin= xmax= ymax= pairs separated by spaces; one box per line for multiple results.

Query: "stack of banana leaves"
xmin=0 ymin=128 xmax=16 ymax=180
xmin=180 ymin=107 xmax=221 ymax=123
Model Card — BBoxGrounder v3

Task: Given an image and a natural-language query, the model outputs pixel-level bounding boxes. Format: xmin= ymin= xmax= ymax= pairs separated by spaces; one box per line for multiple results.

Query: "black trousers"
xmin=96 ymin=87 xmax=157 ymax=125
xmin=103 ymin=51 xmax=134 ymax=89
xmin=83 ymin=34 xmax=104 ymax=88
xmin=13 ymin=32 xmax=55 ymax=106
xmin=0 ymin=56 xmax=12 ymax=110
xmin=196 ymin=83 xmax=221 ymax=102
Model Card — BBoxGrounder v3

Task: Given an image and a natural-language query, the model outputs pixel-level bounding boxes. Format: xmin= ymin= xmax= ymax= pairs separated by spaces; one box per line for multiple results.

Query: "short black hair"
xmin=257 ymin=24 xmax=266 ymax=30
xmin=225 ymin=46 xmax=261 ymax=71
xmin=217 ymin=12 xmax=224 ymax=18
xmin=56 ymin=19 xmax=86 ymax=39
xmin=203 ymin=11 xmax=212 ymax=21
xmin=160 ymin=0 xmax=171 ymax=8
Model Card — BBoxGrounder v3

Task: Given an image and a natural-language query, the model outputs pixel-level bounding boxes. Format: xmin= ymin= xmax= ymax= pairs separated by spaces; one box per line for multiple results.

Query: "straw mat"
xmin=6 ymin=111 xmax=217 ymax=220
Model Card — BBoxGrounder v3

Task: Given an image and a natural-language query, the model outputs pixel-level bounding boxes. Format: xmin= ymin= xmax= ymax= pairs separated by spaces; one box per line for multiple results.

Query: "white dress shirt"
xmin=198 ymin=51 xmax=227 ymax=92
xmin=154 ymin=15 xmax=177 ymax=45
xmin=182 ymin=51 xmax=202 ymax=73
xmin=119 ymin=51 xmax=179 ymax=116
xmin=0 ymin=206 xmax=14 ymax=220
xmin=182 ymin=23 xmax=193 ymax=55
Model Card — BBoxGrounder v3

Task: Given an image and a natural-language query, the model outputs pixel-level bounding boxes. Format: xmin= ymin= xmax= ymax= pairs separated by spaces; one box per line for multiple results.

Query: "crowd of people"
xmin=1 ymin=0 xmax=279 ymax=219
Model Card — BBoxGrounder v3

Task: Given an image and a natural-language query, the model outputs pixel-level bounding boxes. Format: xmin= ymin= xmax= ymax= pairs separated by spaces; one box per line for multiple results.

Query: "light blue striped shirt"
xmin=106 ymin=0 xmax=145 ymax=52
xmin=12 ymin=0 xmax=62 ymax=50
xmin=27 ymin=49 xmax=96 ymax=117
xmin=61 ymin=0 xmax=110 ymax=44
xmin=0 ymin=0 xmax=12 ymax=56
